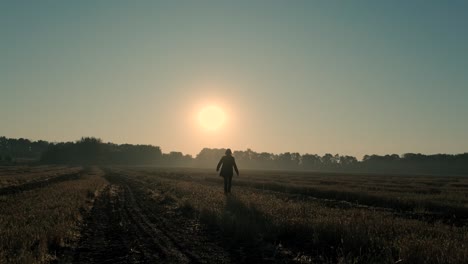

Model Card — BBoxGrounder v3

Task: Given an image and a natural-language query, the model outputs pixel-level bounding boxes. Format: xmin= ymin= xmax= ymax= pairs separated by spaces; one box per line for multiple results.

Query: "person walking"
xmin=216 ymin=149 xmax=239 ymax=194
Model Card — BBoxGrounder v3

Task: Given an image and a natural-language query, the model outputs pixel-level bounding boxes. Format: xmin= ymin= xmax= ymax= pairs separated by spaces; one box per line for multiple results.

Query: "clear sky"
xmin=1 ymin=1 xmax=467 ymax=158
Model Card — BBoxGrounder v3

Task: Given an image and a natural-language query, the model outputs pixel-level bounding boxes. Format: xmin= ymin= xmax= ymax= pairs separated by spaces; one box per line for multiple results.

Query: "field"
xmin=1 ymin=166 xmax=467 ymax=263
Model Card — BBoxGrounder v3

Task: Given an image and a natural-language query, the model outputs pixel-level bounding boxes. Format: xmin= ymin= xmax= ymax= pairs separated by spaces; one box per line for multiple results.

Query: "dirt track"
xmin=73 ymin=173 xmax=232 ymax=264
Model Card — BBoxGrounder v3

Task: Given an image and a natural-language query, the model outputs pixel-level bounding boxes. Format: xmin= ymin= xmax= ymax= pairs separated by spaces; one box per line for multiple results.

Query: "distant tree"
xmin=164 ymin=151 xmax=185 ymax=166
xmin=321 ymin=153 xmax=335 ymax=169
xmin=40 ymin=137 xmax=162 ymax=165
xmin=1 ymin=135 xmax=466 ymax=175
xmin=291 ymin=152 xmax=301 ymax=168
xmin=302 ymin=154 xmax=321 ymax=170
xmin=75 ymin=137 xmax=103 ymax=164
xmin=278 ymin=152 xmax=293 ymax=169
xmin=196 ymin=148 xmax=226 ymax=168
xmin=257 ymin=152 xmax=274 ymax=168
xmin=339 ymin=155 xmax=358 ymax=167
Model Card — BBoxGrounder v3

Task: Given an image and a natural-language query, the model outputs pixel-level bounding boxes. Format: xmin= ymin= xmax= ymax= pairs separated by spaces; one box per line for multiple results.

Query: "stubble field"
xmin=1 ymin=165 xmax=467 ymax=263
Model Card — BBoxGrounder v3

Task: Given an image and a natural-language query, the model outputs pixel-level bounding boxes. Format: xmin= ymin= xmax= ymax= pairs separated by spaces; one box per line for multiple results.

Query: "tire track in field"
xmin=73 ymin=173 xmax=231 ymax=264
xmin=74 ymin=184 xmax=155 ymax=263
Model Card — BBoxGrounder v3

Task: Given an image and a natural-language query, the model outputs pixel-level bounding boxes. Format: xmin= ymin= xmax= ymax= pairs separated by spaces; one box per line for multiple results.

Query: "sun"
xmin=198 ymin=105 xmax=226 ymax=131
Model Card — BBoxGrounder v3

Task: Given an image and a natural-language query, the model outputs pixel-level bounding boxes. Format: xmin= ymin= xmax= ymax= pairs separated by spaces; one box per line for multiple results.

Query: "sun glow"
xmin=198 ymin=105 xmax=226 ymax=131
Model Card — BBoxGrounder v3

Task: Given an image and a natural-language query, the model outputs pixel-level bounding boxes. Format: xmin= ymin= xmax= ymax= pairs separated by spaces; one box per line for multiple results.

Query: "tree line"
xmin=0 ymin=137 xmax=49 ymax=162
xmin=195 ymin=148 xmax=468 ymax=175
xmin=1 ymin=136 xmax=467 ymax=175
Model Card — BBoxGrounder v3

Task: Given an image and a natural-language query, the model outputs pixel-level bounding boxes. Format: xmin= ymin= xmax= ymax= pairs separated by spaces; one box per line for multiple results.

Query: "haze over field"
xmin=1 ymin=1 xmax=467 ymax=157
xmin=2 ymin=2 xmax=468 ymax=262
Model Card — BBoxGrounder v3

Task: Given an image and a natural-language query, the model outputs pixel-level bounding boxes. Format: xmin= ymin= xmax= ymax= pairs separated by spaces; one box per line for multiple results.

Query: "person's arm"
xmin=216 ymin=157 xmax=223 ymax=172
xmin=233 ymin=158 xmax=239 ymax=176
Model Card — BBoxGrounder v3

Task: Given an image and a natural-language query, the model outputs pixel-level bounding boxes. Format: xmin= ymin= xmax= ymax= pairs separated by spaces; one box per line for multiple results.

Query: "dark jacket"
xmin=217 ymin=155 xmax=239 ymax=177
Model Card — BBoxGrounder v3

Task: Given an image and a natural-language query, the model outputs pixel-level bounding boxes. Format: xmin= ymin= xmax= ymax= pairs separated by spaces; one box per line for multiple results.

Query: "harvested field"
xmin=0 ymin=166 xmax=107 ymax=263
xmin=0 ymin=166 xmax=82 ymax=188
xmin=1 ymin=166 xmax=468 ymax=263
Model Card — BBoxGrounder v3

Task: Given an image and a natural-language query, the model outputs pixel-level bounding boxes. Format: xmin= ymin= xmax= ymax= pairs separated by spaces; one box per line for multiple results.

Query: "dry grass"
xmin=2 ymin=165 xmax=467 ymax=263
xmin=123 ymin=167 xmax=468 ymax=263
xmin=0 ymin=166 xmax=82 ymax=188
xmin=136 ymin=168 xmax=468 ymax=220
xmin=0 ymin=167 xmax=108 ymax=263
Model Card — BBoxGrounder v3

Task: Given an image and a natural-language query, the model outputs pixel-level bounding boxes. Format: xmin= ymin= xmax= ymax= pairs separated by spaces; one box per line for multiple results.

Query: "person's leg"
xmin=223 ymin=176 xmax=228 ymax=193
xmin=227 ymin=175 xmax=232 ymax=193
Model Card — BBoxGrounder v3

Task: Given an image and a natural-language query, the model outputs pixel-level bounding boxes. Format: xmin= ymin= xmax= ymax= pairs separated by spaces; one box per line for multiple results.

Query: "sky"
xmin=1 ymin=1 xmax=467 ymax=158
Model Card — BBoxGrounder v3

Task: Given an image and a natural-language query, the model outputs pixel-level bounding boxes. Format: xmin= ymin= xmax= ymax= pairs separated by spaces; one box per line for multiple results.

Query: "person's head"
xmin=225 ymin=148 xmax=232 ymax=155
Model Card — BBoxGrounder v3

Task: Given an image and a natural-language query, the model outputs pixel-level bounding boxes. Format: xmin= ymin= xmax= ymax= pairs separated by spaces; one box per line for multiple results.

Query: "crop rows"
xmin=121 ymin=168 xmax=468 ymax=263
xmin=0 ymin=167 xmax=107 ymax=263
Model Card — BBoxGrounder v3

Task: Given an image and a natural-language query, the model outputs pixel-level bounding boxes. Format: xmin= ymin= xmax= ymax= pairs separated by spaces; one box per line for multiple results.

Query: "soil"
xmin=72 ymin=173 xmax=233 ymax=264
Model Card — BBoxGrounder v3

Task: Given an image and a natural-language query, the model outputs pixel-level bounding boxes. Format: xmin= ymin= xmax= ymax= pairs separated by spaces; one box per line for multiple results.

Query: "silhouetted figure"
xmin=216 ymin=149 xmax=239 ymax=193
